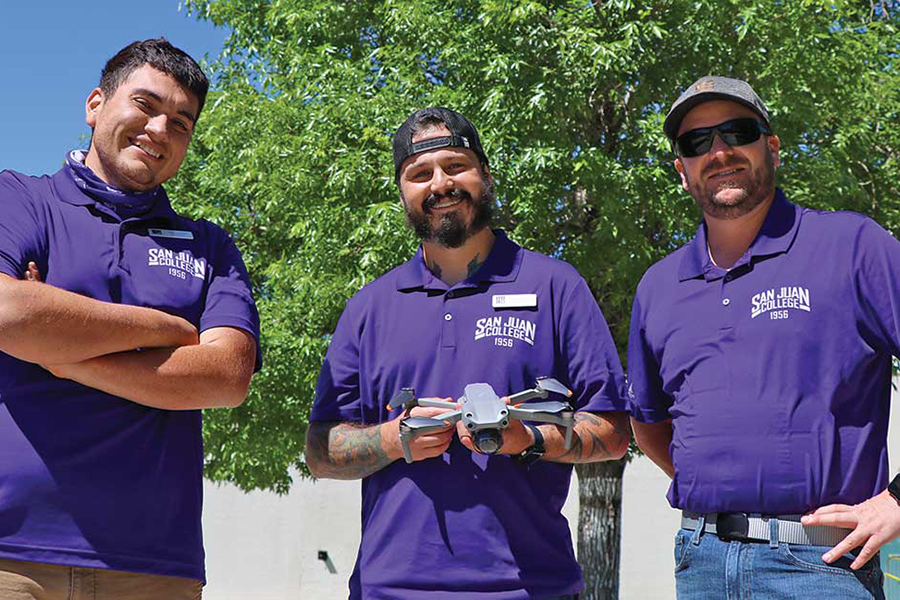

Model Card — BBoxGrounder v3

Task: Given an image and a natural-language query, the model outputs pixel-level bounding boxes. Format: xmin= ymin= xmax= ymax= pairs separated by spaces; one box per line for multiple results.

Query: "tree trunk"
xmin=575 ymin=458 xmax=627 ymax=600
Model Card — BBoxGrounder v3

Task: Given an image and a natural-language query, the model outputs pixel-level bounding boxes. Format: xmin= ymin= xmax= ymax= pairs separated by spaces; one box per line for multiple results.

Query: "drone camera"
xmin=474 ymin=429 xmax=503 ymax=454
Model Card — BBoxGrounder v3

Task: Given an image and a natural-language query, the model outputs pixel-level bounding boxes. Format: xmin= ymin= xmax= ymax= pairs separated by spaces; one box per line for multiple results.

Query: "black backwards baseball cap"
xmin=663 ymin=76 xmax=771 ymax=141
xmin=392 ymin=107 xmax=489 ymax=181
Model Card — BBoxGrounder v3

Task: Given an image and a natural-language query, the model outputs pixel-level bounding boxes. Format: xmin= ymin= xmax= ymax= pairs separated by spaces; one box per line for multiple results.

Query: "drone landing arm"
xmin=398 ymin=410 xmax=461 ymax=463
xmin=507 ymin=407 xmax=576 ymax=450
xmin=416 ymin=398 xmax=458 ymax=410
xmin=433 ymin=409 xmax=462 ymax=423
xmin=507 ymin=389 xmax=545 ymax=404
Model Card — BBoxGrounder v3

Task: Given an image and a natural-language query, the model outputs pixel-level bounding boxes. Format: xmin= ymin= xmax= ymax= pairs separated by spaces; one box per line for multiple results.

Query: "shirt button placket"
xmin=720 ymin=273 xmax=736 ymax=329
xmin=442 ymin=291 xmax=457 ymax=349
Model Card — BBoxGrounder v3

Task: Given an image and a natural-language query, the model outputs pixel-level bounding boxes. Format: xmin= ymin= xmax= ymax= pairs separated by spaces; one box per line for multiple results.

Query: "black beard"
xmin=404 ymin=182 xmax=494 ymax=248
xmin=687 ymin=146 xmax=776 ymax=219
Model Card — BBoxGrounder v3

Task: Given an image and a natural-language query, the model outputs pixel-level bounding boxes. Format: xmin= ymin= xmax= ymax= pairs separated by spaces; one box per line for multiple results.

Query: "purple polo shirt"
xmin=628 ymin=189 xmax=900 ymax=515
xmin=310 ymin=230 xmax=625 ymax=600
xmin=0 ymin=160 xmax=261 ymax=581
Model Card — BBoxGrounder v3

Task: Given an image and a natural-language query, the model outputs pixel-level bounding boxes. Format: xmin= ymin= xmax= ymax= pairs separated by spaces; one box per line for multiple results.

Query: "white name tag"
xmin=149 ymin=228 xmax=194 ymax=240
xmin=492 ymin=294 xmax=537 ymax=308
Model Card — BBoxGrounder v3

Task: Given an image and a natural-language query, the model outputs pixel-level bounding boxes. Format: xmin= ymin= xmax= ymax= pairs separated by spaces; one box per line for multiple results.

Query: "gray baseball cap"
xmin=663 ymin=76 xmax=770 ymax=141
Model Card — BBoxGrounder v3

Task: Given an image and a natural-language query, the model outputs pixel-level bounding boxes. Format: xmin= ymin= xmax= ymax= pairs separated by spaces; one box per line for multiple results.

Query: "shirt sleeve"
xmin=0 ymin=172 xmax=46 ymax=279
xmin=199 ymin=225 xmax=263 ymax=371
xmin=852 ymin=218 xmax=900 ymax=357
xmin=559 ymin=277 xmax=627 ymax=413
xmin=309 ymin=296 xmax=363 ymax=423
xmin=626 ymin=286 xmax=672 ymax=423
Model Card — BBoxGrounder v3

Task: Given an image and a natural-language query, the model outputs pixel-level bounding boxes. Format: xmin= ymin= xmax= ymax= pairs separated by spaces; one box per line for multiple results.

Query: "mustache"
xmin=423 ymin=188 xmax=473 ymax=213
xmin=701 ymin=158 xmax=748 ymax=178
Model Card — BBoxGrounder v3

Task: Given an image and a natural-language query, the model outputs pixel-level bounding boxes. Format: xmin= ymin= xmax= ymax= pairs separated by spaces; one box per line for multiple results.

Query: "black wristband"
xmin=515 ymin=424 xmax=545 ymax=467
xmin=888 ymin=473 xmax=900 ymax=504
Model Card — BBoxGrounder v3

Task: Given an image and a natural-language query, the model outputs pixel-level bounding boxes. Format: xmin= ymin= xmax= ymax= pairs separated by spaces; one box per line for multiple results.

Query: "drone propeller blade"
xmin=387 ymin=388 xmax=416 ymax=410
xmin=536 ymin=377 xmax=573 ymax=398
xmin=403 ymin=416 xmax=449 ymax=431
xmin=518 ymin=401 xmax=570 ymax=413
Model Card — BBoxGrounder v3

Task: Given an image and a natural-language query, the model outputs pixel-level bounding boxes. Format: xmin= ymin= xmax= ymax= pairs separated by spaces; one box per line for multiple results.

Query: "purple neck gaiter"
xmin=65 ymin=150 xmax=161 ymax=219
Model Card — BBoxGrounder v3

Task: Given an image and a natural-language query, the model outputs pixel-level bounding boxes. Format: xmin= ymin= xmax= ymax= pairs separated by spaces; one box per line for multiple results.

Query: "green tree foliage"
xmin=169 ymin=1 xmax=898 ymax=595
xmin=170 ymin=0 xmax=898 ymax=492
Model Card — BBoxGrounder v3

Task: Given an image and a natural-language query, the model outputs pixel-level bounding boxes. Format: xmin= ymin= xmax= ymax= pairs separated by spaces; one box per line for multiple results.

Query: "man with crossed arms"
xmin=0 ymin=39 xmax=260 ymax=599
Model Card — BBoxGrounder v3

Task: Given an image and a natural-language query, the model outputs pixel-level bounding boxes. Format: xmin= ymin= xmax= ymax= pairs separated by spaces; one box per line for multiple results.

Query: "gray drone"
xmin=386 ymin=377 xmax=576 ymax=463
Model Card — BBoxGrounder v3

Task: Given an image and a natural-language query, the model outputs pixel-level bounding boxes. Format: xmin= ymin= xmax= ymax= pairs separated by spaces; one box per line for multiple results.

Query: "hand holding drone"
xmin=386 ymin=377 xmax=575 ymax=464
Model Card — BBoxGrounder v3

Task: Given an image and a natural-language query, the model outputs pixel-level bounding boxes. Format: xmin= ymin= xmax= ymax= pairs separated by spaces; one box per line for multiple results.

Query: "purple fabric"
xmin=65 ymin=150 xmax=160 ymax=218
xmin=0 ymin=158 xmax=261 ymax=582
xmin=628 ymin=189 xmax=899 ymax=515
xmin=310 ymin=230 xmax=626 ymax=599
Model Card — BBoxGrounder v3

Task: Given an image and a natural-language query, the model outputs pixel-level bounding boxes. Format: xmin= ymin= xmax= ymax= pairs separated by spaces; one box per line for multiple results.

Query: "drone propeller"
xmin=386 ymin=388 xmax=416 ymax=411
xmin=535 ymin=377 xmax=573 ymax=398
xmin=509 ymin=377 xmax=574 ymax=405
xmin=516 ymin=401 xmax=570 ymax=414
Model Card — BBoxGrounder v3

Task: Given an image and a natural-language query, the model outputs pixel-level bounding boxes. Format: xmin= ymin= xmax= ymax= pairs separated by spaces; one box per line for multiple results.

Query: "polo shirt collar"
xmin=678 ymin=188 xmax=801 ymax=282
xmin=396 ymin=229 xmax=523 ymax=291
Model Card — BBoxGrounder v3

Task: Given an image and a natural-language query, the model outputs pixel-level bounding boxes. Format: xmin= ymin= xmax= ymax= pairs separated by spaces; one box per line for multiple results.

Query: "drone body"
xmin=388 ymin=378 xmax=575 ymax=464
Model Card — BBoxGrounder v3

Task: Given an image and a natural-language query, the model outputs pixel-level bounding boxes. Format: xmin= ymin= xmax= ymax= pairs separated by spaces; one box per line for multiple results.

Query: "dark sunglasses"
xmin=674 ymin=117 xmax=772 ymax=157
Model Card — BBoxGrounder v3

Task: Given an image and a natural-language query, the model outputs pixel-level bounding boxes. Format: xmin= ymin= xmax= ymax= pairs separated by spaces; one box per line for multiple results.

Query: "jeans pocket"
xmin=780 ymin=544 xmax=878 ymax=579
xmin=776 ymin=545 xmax=884 ymax=599
xmin=674 ymin=530 xmax=693 ymax=573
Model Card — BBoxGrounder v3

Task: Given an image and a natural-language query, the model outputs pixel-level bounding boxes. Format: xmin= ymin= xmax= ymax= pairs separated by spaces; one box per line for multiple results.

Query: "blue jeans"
xmin=674 ymin=526 xmax=884 ymax=599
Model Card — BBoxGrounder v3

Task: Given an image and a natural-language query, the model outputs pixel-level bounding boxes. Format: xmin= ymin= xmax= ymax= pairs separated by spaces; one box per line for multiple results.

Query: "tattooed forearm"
xmin=545 ymin=412 xmax=630 ymax=463
xmin=305 ymin=421 xmax=395 ymax=480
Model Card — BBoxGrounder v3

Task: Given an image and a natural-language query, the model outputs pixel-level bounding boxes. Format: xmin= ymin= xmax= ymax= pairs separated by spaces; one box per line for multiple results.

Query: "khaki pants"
xmin=0 ymin=559 xmax=202 ymax=600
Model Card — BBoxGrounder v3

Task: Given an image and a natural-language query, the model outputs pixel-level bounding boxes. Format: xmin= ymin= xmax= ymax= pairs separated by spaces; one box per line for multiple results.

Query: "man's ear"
xmin=85 ymin=88 xmax=104 ymax=128
xmin=768 ymin=134 xmax=781 ymax=169
xmin=482 ymin=164 xmax=494 ymax=188
xmin=674 ymin=158 xmax=689 ymax=192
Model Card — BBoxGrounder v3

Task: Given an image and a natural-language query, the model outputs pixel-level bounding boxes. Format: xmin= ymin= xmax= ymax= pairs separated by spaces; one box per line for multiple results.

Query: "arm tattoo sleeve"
xmin=306 ymin=421 xmax=395 ymax=480
xmin=546 ymin=412 xmax=626 ymax=463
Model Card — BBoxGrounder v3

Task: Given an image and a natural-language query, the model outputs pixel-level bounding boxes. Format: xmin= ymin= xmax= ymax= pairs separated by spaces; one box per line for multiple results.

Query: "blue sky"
xmin=0 ymin=2 xmax=228 ymax=176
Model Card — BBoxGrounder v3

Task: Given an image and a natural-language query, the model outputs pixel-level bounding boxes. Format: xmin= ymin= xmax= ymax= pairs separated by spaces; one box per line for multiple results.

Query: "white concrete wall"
xmin=200 ymin=458 xmax=674 ymax=599
xmin=200 ymin=386 xmax=899 ymax=599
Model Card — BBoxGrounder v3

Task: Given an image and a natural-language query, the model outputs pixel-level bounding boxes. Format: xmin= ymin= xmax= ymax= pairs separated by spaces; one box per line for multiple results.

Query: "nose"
xmin=708 ymin=131 xmax=733 ymax=156
xmin=145 ymin=114 xmax=169 ymax=141
xmin=429 ymin=166 xmax=454 ymax=195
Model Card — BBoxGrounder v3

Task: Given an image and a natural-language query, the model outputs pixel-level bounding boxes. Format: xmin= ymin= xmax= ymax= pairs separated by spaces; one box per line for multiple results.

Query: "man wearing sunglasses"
xmin=628 ymin=76 xmax=899 ymax=597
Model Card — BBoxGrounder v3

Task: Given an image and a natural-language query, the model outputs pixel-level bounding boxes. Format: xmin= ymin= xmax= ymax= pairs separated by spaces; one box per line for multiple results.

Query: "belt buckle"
xmin=716 ymin=513 xmax=751 ymax=542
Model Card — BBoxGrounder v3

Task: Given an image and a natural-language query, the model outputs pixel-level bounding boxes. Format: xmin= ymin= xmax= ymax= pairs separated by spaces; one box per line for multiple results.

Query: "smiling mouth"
xmin=133 ymin=140 xmax=162 ymax=160
xmin=707 ymin=167 xmax=743 ymax=180
xmin=431 ymin=197 xmax=463 ymax=210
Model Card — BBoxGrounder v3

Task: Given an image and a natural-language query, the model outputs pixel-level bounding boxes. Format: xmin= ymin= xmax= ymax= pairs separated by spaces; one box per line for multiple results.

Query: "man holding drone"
xmin=305 ymin=107 xmax=629 ymax=599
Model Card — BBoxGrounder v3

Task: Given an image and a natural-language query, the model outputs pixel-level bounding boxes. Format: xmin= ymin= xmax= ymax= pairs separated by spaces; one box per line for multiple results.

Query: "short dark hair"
xmin=99 ymin=38 xmax=209 ymax=119
xmin=406 ymin=112 xmax=448 ymax=138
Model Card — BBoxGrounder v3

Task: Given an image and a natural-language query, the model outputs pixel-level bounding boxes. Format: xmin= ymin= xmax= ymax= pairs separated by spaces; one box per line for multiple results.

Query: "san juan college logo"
xmin=750 ymin=286 xmax=810 ymax=320
xmin=474 ymin=316 xmax=536 ymax=347
xmin=148 ymin=248 xmax=206 ymax=281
